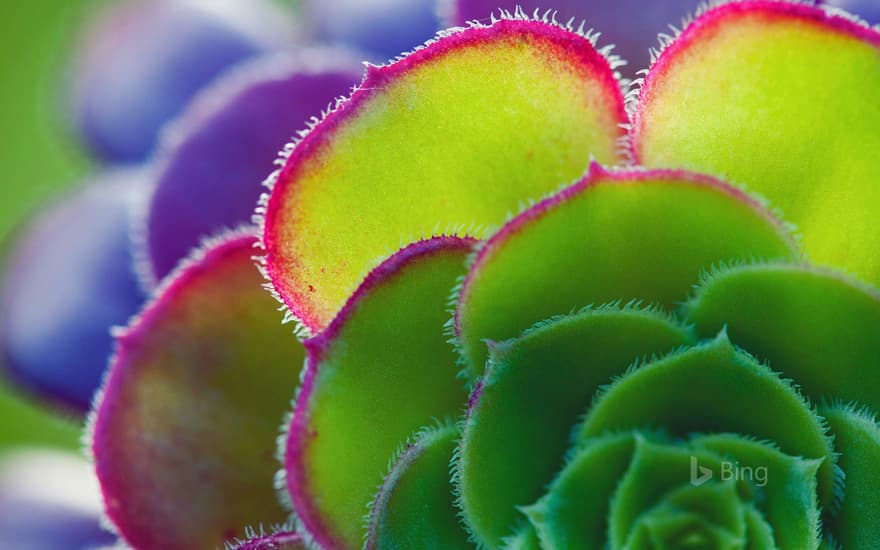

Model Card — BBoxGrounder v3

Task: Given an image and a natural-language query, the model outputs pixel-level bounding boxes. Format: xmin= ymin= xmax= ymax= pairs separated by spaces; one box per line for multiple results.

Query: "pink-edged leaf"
xmin=633 ymin=1 xmax=880 ymax=288
xmin=144 ymin=52 xmax=362 ymax=284
xmin=262 ymin=16 xmax=628 ymax=333
xmin=91 ymin=231 xmax=304 ymax=550
xmin=454 ymin=164 xmax=799 ymax=377
xmin=447 ymin=1 xmax=704 ymax=76
xmin=285 ymin=237 xmax=472 ymax=549
xmin=230 ymin=530 xmax=306 ymax=550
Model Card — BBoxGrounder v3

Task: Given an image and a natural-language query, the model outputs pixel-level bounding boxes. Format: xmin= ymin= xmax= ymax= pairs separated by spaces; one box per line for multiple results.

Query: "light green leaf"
xmin=365 ymin=422 xmax=470 ymax=550
xmin=284 ymin=238 xmax=470 ymax=549
xmin=633 ymin=1 xmax=880 ymax=287
xmin=262 ymin=17 xmax=628 ymax=332
xmin=454 ymin=165 xmax=798 ymax=378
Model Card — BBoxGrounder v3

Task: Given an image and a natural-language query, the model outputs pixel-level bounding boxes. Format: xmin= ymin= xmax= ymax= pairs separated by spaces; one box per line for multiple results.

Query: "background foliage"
xmin=0 ymin=0 xmax=302 ymax=454
xmin=0 ymin=0 xmax=101 ymax=453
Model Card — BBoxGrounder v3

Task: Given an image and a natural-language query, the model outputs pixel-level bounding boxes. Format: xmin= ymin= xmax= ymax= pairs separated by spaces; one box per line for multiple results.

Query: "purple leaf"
xmin=70 ymin=0 xmax=295 ymax=163
xmin=143 ymin=52 xmax=362 ymax=284
xmin=1 ymin=172 xmax=146 ymax=412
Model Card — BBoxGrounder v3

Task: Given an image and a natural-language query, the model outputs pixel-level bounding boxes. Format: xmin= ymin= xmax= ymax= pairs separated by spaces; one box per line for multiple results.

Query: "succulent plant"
xmin=30 ymin=0 xmax=880 ymax=548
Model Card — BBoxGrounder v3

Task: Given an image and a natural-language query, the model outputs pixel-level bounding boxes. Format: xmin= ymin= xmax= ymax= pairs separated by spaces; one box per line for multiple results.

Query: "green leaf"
xmin=90 ymin=232 xmax=303 ymax=550
xmin=608 ymin=439 xmax=746 ymax=549
xmin=625 ymin=509 xmax=746 ymax=550
xmin=686 ymin=263 xmax=880 ymax=411
xmin=658 ymin=480 xmax=749 ymax=539
xmin=230 ymin=530 xmax=307 ymax=550
xmin=692 ymin=433 xmax=822 ymax=549
xmin=501 ymin=527 xmax=541 ymax=550
xmin=454 ymin=165 xmax=798 ymax=378
xmin=527 ymin=431 xmax=810 ymax=549
xmin=744 ymin=506 xmax=778 ymax=550
xmin=633 ymin=1 xmax=880 ymax=287
xmin=524 ymin=432 xmax=641 ymax=550
xmin=261 ymin=17 xmax=628 ymax=333
xmin=456 ymin=305 xmax=693 ymax=547
xmin=575 ymin=334 xmax=837 ymax=510
xmin=365 ymin=422 xmax=470 ymax=550
xmin=284 ymin=238 xmax=471 ymax=549
xmin=821 ymin=403 xmax=880 ymax=548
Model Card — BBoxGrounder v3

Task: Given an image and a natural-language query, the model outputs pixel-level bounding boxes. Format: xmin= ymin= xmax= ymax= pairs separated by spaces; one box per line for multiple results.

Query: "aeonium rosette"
xmin=86 ymin=2 xmax=880 ymax=549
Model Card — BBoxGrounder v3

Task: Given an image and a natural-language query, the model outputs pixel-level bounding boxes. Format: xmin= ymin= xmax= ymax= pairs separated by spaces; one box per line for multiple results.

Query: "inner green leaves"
xmin=524 ymin=431 xmax=820 ymax=550
xmin=685 ymin=263 xmax=880 ymax=410
xmin=365 ymin=422 xmax=469 ymax=550
xmin=821 ymin=403 xmax=880 ymax=548
xmin=607 ymin=441 xmax=747 ymax=549
xmin=454 ymin=165 xmax=798 ymax=378
xmin=456 ymin=305 xmax=693 ymax=547
xmin=454 ymin=304 xmax=830 ymax=549
xmin=576 ymin=334 xmax=837 ymax=509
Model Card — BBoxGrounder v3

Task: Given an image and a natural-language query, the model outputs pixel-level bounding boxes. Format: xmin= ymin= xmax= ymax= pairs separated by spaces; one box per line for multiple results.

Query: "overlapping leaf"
xmin=284 ymin=238 xmax=471 ymax=549
xmin=633 ymin=0 xmax=880 ymax=287
xmin=83 ymin=4 xmax=880 ymax=550
xmin=91 ymin=233 xmax=303 ymax=550
xmin=261 ymin=16 xmax=628 ymax=332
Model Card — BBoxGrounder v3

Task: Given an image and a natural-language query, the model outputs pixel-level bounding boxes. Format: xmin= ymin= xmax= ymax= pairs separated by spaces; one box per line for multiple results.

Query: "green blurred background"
xmin=0 ymin=0 xmax=103 ymax=454
xmin=0 ymin=0 xmax=302 ymax=457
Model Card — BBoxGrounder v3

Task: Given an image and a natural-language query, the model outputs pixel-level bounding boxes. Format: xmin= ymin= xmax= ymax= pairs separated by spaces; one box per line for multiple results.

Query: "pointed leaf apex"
xmin=485 ymin=339 xmax=513 ymax=361
xmin=586 ymin=159 xmax=607 ymax=178
xmin=518 ymin=502 xmax=545 ymax=524
xmin=711 ymin=326 xmax=733 ymax=348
